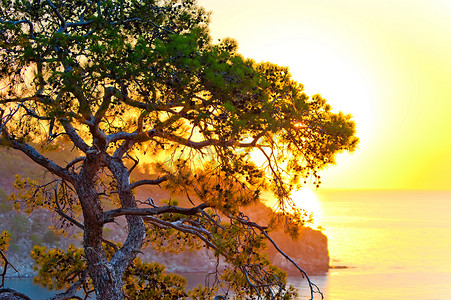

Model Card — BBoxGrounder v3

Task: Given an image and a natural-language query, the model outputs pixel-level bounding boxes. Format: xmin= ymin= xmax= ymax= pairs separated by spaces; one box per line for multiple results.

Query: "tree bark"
xmin=76 ymin=155 xmax=125 ymax=299
xmin=108 ymin=156 xmax=145 ymax=277
xmin=70 ymin=151 xmax=146 ymax=299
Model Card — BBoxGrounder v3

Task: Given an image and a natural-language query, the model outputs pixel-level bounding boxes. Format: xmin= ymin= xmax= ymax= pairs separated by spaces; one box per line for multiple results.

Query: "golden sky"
xmin=197 ymin=0 xmax=451 ymax=190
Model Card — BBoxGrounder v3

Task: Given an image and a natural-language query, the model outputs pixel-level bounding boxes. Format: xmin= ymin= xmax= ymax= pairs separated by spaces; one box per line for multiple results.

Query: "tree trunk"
xmin=76 ymin=161 xmax=126 ymax=299
xmin=74 ymin=155 xmax=145 ymax=300
xmin=107 ymin=156 xmax=146 ymax=276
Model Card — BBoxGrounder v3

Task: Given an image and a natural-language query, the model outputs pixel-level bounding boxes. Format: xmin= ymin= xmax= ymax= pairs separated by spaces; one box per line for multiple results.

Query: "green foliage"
xmin=0 ymin=230 xmax=10 ymax=252
xmin=31 ymin=245 xmax=86 ymax=291
xmin=187 ymin=284 xmax=218 ymax=300
xmin=124 ymin=258 xmax=188 ymax=299
xmin=31 ymin=244 xmax=192 ymax=299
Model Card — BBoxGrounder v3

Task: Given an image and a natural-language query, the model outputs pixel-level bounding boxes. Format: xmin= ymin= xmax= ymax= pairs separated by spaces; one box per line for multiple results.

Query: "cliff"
xmin=241 ymin=202 xmax=329 ymax=275
xmin=267 ymin=227 xmax=329 ymax=274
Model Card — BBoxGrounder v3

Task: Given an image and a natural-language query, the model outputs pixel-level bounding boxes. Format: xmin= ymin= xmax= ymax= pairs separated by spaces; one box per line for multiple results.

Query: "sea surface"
xmin=292 ymin=189 xmax=451 ymax=300
xmin=4 ymin=190 xmax=451 ymax=299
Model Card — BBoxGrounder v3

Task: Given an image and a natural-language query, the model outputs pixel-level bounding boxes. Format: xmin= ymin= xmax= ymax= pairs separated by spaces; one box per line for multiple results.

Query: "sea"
xmin=4 ymin=190 xmax=451 ymax=299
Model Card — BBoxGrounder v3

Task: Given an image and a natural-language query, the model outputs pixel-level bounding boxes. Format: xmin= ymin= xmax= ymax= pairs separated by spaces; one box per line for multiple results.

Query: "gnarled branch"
xmin=60 ymin=119 xmax=90 ymax=153
xmin=103 ymin=203 xmax=209 ymax=222
xmin=0 ymin=19 xmax=34 ymax=37
xmin=45 ymin=0 xmax=66 ymax=32
xmin=4 ymin=135 xmax=76 ymax=183
xmin=129 ymin=176 xmax=168 ymax=190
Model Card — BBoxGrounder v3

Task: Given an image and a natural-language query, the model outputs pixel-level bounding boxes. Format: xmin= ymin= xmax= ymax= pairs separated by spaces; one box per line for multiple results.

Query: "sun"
xmin=291 ymin=187 xmax=322 ymax=226
xmin=261 ymin=187 xmax=323 ymax=226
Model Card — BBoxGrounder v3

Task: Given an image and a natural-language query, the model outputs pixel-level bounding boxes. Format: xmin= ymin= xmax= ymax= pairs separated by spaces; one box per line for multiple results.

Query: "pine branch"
xmin=103 ymin=203 xmax=209 ymax=222
xmin=129 ymin=176 xmax=168 ymax=190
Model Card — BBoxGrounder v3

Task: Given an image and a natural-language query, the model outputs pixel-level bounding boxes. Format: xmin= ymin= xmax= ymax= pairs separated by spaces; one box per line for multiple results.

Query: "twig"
xmin=65 ymin=157 xmax=86 ymax=170
xmin=45 ymin=0 xmax=66 ymax=32
xmin=0 ymin=250 xmax=20 ymax=288
xmin=235 ymin=214 xmax=323 ymax=299
xmin=48 ymin=269 xmax=88 ymax=300
xmin=54 ymin=208 xmax=119 ymax=253
xmin=261 ymin=230 xmax=323 ymax=300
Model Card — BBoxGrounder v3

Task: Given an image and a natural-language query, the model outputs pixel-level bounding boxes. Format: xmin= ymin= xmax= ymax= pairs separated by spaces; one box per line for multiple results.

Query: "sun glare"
xmin=291 ymin=187 xmax=322 ymax=226
xmin=293 ymin=121 xmax=306 ymax=128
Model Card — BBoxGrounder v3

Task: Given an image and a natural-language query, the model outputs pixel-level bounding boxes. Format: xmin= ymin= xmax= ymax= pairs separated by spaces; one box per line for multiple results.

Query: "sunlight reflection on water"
xmin=309 ymin=190 xmax=451 ymax=299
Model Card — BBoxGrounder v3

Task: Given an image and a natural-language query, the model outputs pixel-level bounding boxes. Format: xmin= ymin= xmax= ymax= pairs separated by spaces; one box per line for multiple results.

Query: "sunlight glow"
xmin=291 ymin=187 xmax=322 ymax=226
xmin=293 ymin=121 xmax=306 ymax=129
xmin=197 ymin=0 xmax=451 ymax=190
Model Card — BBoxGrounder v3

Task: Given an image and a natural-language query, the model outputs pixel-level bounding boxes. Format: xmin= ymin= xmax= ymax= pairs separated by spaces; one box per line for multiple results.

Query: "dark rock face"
xmin=267 ymin=227 xmax=330 ymax=275
xmin=241 ymin=202 xmax=330 ymax=275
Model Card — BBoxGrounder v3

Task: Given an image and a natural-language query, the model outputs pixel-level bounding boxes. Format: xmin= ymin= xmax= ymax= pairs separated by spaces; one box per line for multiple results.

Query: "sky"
xmin=197 ymin=0 xmax=451 ymax=190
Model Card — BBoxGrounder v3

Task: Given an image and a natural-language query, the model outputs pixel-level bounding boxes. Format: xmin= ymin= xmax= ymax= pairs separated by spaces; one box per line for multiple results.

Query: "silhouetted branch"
xmin=236 ymin=215 xmax=323 ymax=300
xmin=233 ymin=213 xmax=323 ymax=299
xmin=142 ymin=215 xmax=221 ymax=254
xmin=19 ymin=104 xmax=52 ymax=121
xmin=0 ymin=105 xmax=20 ymax=133
xmin=0 ymin=19 xmax=34 ymax=37
xmin=45 ymin=0 xmax=66 ymax=31
xmin=0 ymin=250 xmax=19 ymax=288
xmin=60 ymin=120 xmax=90 ymax=153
